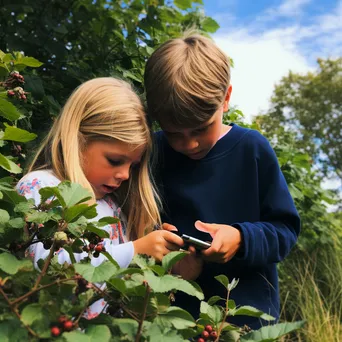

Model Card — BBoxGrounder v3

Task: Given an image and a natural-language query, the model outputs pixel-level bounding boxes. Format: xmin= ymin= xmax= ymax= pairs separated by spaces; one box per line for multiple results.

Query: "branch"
xmin=0 ymin=287 xmax=39 ymax=337
xmin=216 ymin=289 xmax=231 ymax=341
xmin=135 ymin=282 xmax=151 ymax=342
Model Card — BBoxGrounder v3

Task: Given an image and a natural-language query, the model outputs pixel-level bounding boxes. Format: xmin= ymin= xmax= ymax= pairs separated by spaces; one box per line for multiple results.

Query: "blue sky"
xmin=202 ymin=0 xmax=342 ymax=191
xmin=201 ymin=0 xmax=341 ymax=120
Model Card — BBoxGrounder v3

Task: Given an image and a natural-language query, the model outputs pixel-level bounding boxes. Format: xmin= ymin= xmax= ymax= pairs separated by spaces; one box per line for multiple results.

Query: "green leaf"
xmin=228 ymin=278 xmax=239 ymax=291
xmin=0 ymin=209 xmax=10 ymax=225
xmin=108 ymin=277 xmax=127 ymax=293
xmin=200 ymin=301 xmax=223 ymax=324
xmin=240 ymin=321 xmax=305 ymax=342
xmin=23 ymin=75 xmax=45 ymax=99
xmin=101 ymin=251 xmax=120 ymax=269
xmin=288 ymin=183 xmax=304 ymax=200
xmin=74 ymin=261 xmax=119 ymax=282
xmin=63 ymin=245 xmax=77 ymax=264
xmin=215 ymin=274 xmax=229 ymax=289
xmin=64 ymin=203 xmax=97 ymax=222
xmin=0 ymin=98 xmax=21 ymax=121
xmin=150 ymin=264 xmax=166 ymax=276
xmin=98 ymin=216 xmax=120 ymax=225
xmin=0 ymin=253 xmax=32 ymax=274
xmin=229 ymin=305 xmax=275 ymax=321
xmin=85 ymin=325 xmax=111 ymax=342
xmin=201 ymin=17 xmax=220 ymax=33
xmin=207 ymin=295 xmax=224 ymax=305
xmin=63 ymin=330 xmax=88 ymax=342
xmin=14 ymin=56 xmax=43 ymax=67
xmin=2 ymin=124 xmax=37 ymax=142
xmin=0 ymin=153 xmax=21 ymax=173
xmin=144 ymin=271 xmax=204 ymax=300
xmin=111 ymin=318 xmax=138 ymax=340
xmin=156 ymin=307 xmax=195 ymax=330
xmin=174 ymin=0 xmax=192 ymax=10
xmin=162 ymin=250 xmax=187 ymax=271
xmin=21 ymin=303 xmax=44 ymax=325
xmin=0 ymin=320 xmax=28 ymax=342
xmin=85 ymin=223 xmax=110 ymax=238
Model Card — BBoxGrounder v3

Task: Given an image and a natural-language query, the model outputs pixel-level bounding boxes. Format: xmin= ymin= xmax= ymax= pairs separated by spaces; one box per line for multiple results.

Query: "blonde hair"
xmin=144 ymin=31 xmax=231 ymax=127
xmin=30 ymin=77 xmax=161 ymax=240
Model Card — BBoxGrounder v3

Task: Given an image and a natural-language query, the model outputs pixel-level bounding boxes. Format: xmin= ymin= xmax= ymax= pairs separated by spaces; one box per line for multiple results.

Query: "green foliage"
xmin=256 ymin=58 xmax=342 ymax=181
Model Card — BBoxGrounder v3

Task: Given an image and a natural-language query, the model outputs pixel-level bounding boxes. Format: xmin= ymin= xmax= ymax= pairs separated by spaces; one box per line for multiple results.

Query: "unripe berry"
xmin=201 ymin=330 xmax=210 ymax=339
xmin=210 ymin=331 xmax=218 ymax=340
xmin=63 ymin=320 xmax=73 ymax=331
xmin=197 ymin=338 xmax=205 ymax=342
xmin=205 ymin=325 xmax=213 ymax=333
xmin=58 ymin=315 xmax=67 ymax=324
xmin=51 ymin=326 xmax=61 ymax=337
xmin=7 ymin=90 xmax=15 ymax=97
xmin=88 ymin=243 xmax=95 ymax=250
xmin=54 ymin=231 xmax=67 ymax=241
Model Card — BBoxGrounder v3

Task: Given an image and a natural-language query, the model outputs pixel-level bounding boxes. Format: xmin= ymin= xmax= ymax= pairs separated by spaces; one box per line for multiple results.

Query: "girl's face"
xmin=82 ymin=140 xmax=145 ymax=199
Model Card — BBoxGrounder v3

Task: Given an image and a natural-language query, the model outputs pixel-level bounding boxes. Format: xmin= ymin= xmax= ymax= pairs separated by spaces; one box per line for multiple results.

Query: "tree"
xmin=256 ymin=58 xmax=342 ymax=181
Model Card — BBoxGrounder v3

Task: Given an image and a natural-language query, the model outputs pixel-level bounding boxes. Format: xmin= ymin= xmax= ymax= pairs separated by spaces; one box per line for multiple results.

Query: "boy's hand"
xmin=162 ymin=222 xmax=203 ymax=280
xmin=195 ymin=220 xmax=242 ymax=263
xmin=133 ymin=230 xmax=183 ymax=261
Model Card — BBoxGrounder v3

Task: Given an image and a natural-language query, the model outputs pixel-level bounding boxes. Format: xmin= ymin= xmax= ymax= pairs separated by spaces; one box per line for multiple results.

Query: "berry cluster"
xmin=196 ymin=325 xmax=218 ymax=342
xmin=2 ymin=71 xmax=28 ymax=101
xmin=50 ymin=316 xmax=74 ymax=337
xmin=82 ymin=232 xmax=106 ymax=257
xmin=75 ymin=276 xmax=89 ymax=296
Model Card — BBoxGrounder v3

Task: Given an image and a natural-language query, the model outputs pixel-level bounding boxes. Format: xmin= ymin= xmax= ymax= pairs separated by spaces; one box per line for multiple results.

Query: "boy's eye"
xmin=194 ymin=126 xmax=208 ymax=134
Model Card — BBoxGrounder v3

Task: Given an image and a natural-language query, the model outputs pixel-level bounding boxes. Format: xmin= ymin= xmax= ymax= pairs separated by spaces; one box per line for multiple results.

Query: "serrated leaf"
xmin=0 ymin=152 xmax=21 ymax=173
xmin=144 ymin=271 xmax=204 ymax=300
xmin=0 ymin=209 xmax=10 ymax=225
xmin=0 ymin=253 xmax=32 ymax=274
xmin=64 ymin=203 xmax=97 ymax=222
xmin=207 ymin=295 xmax=223 ymax=305
xmin=229 ymin=305 xmax=275 ymax=321
xmin=215 ymin=274 xmax=229 ymax=289
xmin=0 ymin=320 xmax=28 ymax=342
xmin=240 ymin=321 xmax=305 ymax=342
xmin=156 ymin=307 xmax=195 ymax=330
xmin=2 ymin=124 xmax=37 ymax=142
xmin=0 ymin=98 xmax=21 ymax=120
xmin=74 ymin=261 xmax=118 ymax=282
xmin=200 ymin=302 xmax=223 ymax=324
xmin=85 ymin=325 xmax=111 ymax=341
xmin=14 ymin=56 xmax=43 ymax=67
xmin=162 ymin=250 xmax=187 ymax=271
xmin=150 ymin=264 xmax=166 ymax=276
xmin=174 ymin=0 xmax=192 ymax=10
xmin=20 ymin=303 xmax=44 ymax=325
xmin=201 ymin=17 xmax=220 ymax=33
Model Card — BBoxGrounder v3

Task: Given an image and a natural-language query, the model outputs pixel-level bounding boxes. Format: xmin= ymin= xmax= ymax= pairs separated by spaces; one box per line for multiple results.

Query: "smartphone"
xmin=172 ymin=231 xmax=211 ymax=250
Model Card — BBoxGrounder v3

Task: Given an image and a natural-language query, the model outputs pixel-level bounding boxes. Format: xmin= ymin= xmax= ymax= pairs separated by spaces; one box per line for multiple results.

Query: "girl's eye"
xmin=107 ymin=158 xmax=122 ymax=166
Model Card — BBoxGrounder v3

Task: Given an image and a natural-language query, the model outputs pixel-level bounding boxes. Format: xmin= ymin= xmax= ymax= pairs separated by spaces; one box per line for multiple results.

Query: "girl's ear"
xmin=223 ymin=84 xmax=232 ymax=112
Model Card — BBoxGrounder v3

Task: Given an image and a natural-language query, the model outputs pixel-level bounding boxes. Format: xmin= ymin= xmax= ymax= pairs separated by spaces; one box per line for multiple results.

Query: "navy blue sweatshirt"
xmin=154 ymin=124 xmax=300 ymax=329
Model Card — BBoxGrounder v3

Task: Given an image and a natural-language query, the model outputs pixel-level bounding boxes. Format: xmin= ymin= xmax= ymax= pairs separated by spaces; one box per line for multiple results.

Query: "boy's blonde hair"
xmin=144 ymin=32 xmax=231 ymax=127
xmin=30 ymin=77 xmax=160 ymax=240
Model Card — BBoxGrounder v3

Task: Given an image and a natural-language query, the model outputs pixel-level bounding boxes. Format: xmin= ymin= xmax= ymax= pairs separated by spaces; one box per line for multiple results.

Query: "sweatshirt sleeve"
xmin=232 ymin=133 xmax=300 ymax=266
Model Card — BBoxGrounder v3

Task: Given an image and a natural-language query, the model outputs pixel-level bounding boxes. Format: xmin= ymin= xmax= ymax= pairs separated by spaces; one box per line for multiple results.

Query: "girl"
xmin=17 ymin=77 xmax=183 ymax=318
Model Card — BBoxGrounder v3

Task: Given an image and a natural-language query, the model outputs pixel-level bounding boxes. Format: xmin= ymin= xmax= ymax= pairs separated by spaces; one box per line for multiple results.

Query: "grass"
xmin=279 ymin=248 xmax=342 ymax=342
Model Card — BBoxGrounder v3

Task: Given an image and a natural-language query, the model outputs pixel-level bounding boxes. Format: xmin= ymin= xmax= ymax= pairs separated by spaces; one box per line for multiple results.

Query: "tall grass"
xmin=279 ymin=248 xmax=342 ymax=342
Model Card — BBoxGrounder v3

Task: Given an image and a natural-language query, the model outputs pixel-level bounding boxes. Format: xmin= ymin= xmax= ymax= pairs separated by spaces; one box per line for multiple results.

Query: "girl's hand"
xmin=195 ymin=220 xmax=242 ymax=264
xmin=133 ymin=230 xmax=184 ymax=261
xmin=162 ymin=222 xmax=203 ymax=280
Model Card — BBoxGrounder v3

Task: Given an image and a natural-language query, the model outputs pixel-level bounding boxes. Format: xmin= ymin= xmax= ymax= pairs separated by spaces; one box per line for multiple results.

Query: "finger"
xmin=163 ymin=231 xmax=184 ymax=246
xmin=165 ymin=241 xmax=183 ymax=251
xmin=188 ymin=245 xmax=197 ymax=255
xmin=194 ymin=220 xmax=219 ymax=238
xmin=201 ymin=241 xmax=223 ymax=257
xmin=162 ymin=223 xmax=178 ymax=232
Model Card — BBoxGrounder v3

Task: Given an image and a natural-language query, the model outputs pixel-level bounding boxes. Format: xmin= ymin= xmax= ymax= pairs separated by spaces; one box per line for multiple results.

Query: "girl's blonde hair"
xmin=30 ymin=77 xmax=161 ymax=239
xmin=144 ymin=31 xmax=231 ymax=127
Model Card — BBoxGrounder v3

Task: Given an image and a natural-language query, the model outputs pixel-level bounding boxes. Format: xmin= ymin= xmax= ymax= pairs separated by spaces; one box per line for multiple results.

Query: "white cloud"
xmin=214 ymin=29 xmax=312 ymax=122
xmin=213 ymin=0 xmax=342 ymax=122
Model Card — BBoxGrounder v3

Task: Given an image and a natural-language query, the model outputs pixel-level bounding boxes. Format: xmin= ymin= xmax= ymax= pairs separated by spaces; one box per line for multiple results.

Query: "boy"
xmin=144 ymin=33 xmax=300 ymax=329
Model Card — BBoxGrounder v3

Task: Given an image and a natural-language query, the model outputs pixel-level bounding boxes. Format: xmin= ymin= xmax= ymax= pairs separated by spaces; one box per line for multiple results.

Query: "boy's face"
xmin=160 ymin=107 xmax=225 ymax=160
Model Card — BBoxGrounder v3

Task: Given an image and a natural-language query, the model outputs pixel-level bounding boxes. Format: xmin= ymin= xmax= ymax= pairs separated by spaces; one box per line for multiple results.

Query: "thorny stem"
xmin=135 ymin=282 xmax=151 ymax=342
xmin=32 ymin=241 xmax=56 ymax=290
xmin=10 ymin=277 xmax=78 ymax=306
xmin=216 ymin=288 xmax=231 ymax=341
xmin=0 ymin=287 xmax=39 ymax=337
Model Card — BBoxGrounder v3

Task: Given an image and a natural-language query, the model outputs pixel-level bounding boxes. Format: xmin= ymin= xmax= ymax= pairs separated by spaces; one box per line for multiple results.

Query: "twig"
xmin=135 ymin=283 xmax=151 ymax=342
xmin=32 ymin=241 xmax=56 ymax=290
xmin=216 ymin=288 xmax=231 ymax=341
xmin=11 ymin=277 xmax=78 ymax=306
xmin=0 ymin=287 xmax=39 ymax=337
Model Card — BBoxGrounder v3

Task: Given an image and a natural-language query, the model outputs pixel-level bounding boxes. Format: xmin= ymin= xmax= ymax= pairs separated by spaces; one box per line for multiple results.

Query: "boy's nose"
xmin=183 ymin=137 xmax=199 ymax=150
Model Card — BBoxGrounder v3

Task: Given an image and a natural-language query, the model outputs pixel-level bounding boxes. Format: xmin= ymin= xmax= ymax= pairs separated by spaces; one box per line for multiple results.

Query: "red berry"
xmin=58 ymin=315 xmax=67 ymax=324
xmin=197 ymin=339 xmax=205 ymax=342
xmin=88 ymin=243 xmax=95 ymax=250
xmin=205 ymin=325 xmax=213 ymax=333
xmin=94 ymin=244 xmax=103 ymax=252
xmin=201 ymin=330 xmax=210 ymax=339
xmin=51 ymin=326 xmax=61 ymax=337
xmin=63 ymin=320 xmax=73 ymax=331
xmin=210 ymin=331 xmax=218 ymax=340
xmin=7 ymin=90 xmax=15 ymax=97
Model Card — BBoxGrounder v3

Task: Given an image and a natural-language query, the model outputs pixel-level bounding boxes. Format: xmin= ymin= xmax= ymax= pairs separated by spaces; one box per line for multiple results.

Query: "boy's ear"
xmin=223 ymin=85 xmax=233 ymax=112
